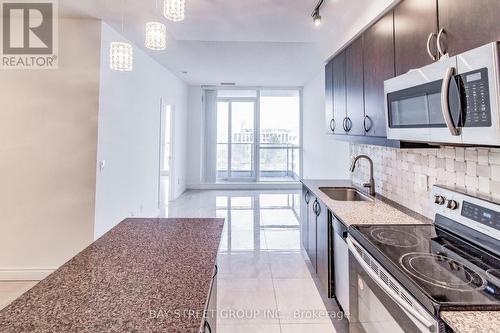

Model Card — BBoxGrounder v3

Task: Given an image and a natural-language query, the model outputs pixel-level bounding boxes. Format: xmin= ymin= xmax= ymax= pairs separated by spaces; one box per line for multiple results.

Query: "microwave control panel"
xmin=460 ymin=67 xmax=491 ymax=127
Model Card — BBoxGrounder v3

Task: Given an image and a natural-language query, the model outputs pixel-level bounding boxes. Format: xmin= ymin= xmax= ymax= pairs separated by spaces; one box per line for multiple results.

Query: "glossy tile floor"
xmin=0 ymin=190 xmax=338 ymax=333
xmin=165 ymin=190 xmax=337 ymax=333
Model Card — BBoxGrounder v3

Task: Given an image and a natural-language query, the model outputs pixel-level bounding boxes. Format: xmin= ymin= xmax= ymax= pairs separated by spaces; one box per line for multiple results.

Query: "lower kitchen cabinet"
xmin=307 ymin=196 xmax=318 ymax=271
xmin=302 ymin=187 xmax=318 ymax=271
xmin=301 ymin=185 xmax=335 ymax=298
xmin=201 ymin=265 xmax=217 ymax=333
xmin=301 ymin=187 xmax=311 ymax=258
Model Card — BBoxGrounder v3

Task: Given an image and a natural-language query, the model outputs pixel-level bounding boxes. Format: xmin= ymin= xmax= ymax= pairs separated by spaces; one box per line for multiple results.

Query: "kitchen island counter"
xmin=0 ymin=218 xmax=224 ymax=332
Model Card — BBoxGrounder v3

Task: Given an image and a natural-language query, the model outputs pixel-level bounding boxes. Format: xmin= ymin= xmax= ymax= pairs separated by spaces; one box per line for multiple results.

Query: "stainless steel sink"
xmin=319 ymin=187 xmax=374 ymax=202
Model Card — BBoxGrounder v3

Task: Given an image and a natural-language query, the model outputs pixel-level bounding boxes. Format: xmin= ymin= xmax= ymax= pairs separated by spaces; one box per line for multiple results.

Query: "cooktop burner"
xmin=399 ymin=252 xmax=487 ymax=291
xmin=349 ymin=223 xmax=500 ymax=314
xmin=370 ymin=227 xmax=422 ymax=247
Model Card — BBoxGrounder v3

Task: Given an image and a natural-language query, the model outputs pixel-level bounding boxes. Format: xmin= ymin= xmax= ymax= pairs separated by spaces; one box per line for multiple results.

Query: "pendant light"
xmin=110 ymin=0 xmax=134 ymax=71
xmin=164 ymin=0 xmax=185 ymax=22
xmin=110 ymin=42 xmax=133 ymax=71
xmin=145 ymin=22 xmax=167 ymax=50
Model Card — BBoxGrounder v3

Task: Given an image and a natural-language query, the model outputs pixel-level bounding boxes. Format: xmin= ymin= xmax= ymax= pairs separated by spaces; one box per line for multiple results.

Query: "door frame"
xmin=158 ymin=100 xmax=175 ymax=207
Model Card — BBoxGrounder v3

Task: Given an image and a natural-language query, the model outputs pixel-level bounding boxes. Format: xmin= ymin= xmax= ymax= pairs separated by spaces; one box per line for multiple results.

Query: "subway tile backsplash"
xmin=350 ymin=144 xmax=500 ymax=219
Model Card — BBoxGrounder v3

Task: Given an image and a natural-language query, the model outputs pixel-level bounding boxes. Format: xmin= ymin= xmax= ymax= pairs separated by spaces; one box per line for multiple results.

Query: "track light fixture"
xmin=311 ymin=0 xmax=324 ymax=26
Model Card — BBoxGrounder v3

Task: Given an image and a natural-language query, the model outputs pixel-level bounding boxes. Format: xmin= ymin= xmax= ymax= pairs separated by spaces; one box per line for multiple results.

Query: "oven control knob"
xmin=434 ymin=195 xmax=446 ymax=205
xmin=447 ymin=200 xmax=459 ymax=210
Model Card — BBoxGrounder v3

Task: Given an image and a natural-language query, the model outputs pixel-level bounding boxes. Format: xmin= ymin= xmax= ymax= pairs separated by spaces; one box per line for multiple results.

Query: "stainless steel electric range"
xmin=347 ymin=185 xmax=500 ymax=333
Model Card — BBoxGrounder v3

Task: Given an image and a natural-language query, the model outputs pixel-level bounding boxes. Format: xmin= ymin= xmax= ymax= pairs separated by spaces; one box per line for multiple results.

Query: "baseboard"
xmin=187 ymin=182 xmax=302 ymax=190
xmin=0 ymin=267 xmax=56 ymax=281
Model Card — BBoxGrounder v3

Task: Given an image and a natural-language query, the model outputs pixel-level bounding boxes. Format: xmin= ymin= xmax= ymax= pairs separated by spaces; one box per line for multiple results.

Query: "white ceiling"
xmin=60 ymin=0 xmax=397 ymax=86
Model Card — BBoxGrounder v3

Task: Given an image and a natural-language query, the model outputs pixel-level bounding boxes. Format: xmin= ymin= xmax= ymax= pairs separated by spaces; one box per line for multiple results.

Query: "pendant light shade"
xmin=145 ymin=22 xmax=167 ymax=50
xmin=164 ymin=0 xmax=185 ymax=22
xmin=109 ymin=42 xmax=133 ymax=71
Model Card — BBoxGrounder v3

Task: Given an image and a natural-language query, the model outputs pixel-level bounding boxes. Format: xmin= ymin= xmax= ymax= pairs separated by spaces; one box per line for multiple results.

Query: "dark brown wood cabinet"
xmin=438 ymin=0 xmax=500 ymax=57
xmin=394 ymin=0 xmax=438 ymax=75
xmin=307 ymin=196 xmax=318 ymax=271
xmin=345 ymin=37 xmax=365 ymax=136
xmin=363 ymin=11 xmax=395 ymax=138
xmin=332 ymin=50 xmax=347 ymax=135
xmin=324 ymin=0 xmax=500 ymax=147
xmin=325 ymin=60 xmax=334 ymax=134
xmin=316 ymin=200 xmax=332 ymax=297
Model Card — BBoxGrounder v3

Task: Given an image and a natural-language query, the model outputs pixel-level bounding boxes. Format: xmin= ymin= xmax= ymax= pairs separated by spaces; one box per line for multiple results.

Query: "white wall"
xmin=186 ymin=86 xmax=204 ymax=187
xmin=302 ymin=71 xmax=350 ymax=179
xmin=94 ymin=22 xmax=188 ymax=239
xmin=0 ymin=19 xmax=101 ymax=278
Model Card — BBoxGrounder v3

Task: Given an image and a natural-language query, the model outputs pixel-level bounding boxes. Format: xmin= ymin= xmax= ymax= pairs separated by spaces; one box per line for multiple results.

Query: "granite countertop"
xmin=301 ymin=179 xmax=432 ymax=226
xmin=440 ymin=311 xmax=500 ymax=333
xmin=0 ymin=218 xmax=224 ymax=333
xmin=301 ymin=179 xmax=500 ymax=333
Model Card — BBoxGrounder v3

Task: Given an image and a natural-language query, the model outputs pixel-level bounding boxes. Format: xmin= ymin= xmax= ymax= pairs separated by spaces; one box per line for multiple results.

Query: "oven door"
xmin=385 ymin=56 xmax=461 ymax=144
xmin=346 ymin=237 xmax=440 ymax=333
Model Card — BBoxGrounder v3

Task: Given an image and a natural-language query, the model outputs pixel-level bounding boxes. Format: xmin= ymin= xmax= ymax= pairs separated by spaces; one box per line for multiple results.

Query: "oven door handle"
xmin=346 ymin=238 xmax=435 ymax=330
xmin=441 ymin=66 xmax=460 ymax=136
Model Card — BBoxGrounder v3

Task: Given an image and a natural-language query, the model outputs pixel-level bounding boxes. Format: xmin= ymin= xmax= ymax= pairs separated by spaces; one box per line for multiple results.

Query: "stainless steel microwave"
xmin=384 ymin=42 xmax=500 ymax=146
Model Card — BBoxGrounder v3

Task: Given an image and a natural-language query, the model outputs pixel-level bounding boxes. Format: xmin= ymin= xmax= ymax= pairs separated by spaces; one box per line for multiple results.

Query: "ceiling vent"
xmin=220 ymin=82 xmax=236 ymax=86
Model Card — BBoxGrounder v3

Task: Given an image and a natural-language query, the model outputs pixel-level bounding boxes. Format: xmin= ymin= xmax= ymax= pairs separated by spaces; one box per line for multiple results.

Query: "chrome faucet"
xmin=350 ymin=155 xmax=375 ymax=196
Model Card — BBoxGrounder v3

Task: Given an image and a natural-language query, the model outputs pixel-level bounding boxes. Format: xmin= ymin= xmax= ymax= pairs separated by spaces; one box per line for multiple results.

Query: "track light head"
xmin=313 ymin=11 xmax=322 ymax=26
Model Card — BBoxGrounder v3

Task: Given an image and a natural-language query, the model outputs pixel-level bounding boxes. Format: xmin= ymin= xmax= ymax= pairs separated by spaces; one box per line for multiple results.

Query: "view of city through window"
xmin=216 ymin=90 xmax=300 ymax=181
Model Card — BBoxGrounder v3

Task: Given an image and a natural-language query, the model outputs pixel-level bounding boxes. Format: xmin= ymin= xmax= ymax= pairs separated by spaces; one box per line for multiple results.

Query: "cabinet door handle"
xmin=315 ymin=201 xmax=321 ymax=216
xmin=345 ymin=117 xmax=352 ymax=132
xmin=437 ymin=28 xmax=447 ymax=58
xmin=426 ymin=32 xmax=437 ymax=61
xmin=363 ymin=115 xmax=372 ymax=133
xmin=329 ymin=118 xmax=335 ymax=132
xmin=305 ymin=191 xmax=310 ymax=204
xmin=312 ymin=199 xmax=319 ymax=214
xmin=204 ymin=320 xmax=212 ymax=333
xmin=342 ymin=117 xmax=348 ymax=132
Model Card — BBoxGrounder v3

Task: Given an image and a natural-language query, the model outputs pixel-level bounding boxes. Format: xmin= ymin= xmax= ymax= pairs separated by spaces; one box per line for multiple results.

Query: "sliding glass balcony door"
xmin=259 ymin=90 xmax=300 ymax=181
xmin=217 ymin=99 xmax=256 ymax=181
xmin=215 ymin=89 xmax=301 ymax=183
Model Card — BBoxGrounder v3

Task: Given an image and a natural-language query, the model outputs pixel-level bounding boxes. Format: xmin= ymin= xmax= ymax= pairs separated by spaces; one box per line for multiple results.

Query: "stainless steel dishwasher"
xmin=332 ymin=216 xmax=350 ymax=317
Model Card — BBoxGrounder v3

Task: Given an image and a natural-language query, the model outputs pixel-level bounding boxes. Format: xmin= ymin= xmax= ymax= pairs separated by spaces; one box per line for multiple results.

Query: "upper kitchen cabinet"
xmin=345 ymin=37 xmax=365 ymax=136
xmin=394 ymin=0 xmax=438 ymax=75
xmin=363 ymin=11 xmax=395 ymax=138
xmin=325 ymin=60 xmax=334 ymax=134
xmin=332 ymin=50 xmax=347 ymax=135
xmin=438 ymin=0 xmax=500 ymax=56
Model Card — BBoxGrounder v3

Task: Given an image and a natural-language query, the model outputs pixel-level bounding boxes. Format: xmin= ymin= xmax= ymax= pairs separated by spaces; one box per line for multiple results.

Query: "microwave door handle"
xmin=346 ymin=238 xmax=435 ymax=330
xmin=441 ymin=67 xmax=461 ymax=136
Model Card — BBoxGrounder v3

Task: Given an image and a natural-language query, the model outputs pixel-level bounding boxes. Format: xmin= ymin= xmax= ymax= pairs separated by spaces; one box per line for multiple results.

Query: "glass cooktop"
xmin=349 ymin=223 xmax=500 ymax=314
